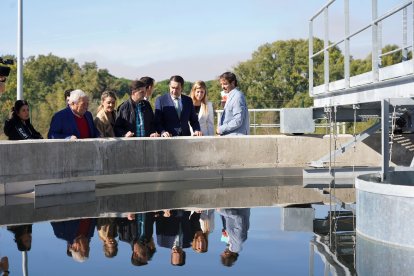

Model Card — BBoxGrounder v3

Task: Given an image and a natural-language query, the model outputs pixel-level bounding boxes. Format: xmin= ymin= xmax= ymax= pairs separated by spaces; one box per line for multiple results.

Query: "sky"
xmin=0 ymin=0 xmax=406 ymax=81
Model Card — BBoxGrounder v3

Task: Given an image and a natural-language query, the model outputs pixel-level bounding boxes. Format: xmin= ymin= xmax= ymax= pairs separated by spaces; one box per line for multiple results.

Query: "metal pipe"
xmin=381 ymin=99 xmax=390 ymax=181
xmin=254 ymin=110 xmax=256 ymax=135
xmin=324 ymin=7 xmax=330 ymax=92
xmin=309 ymin=20 xmax=314 ymax=95
xmin=344 ymin=0 xmax=350 ymax=89
xmin=403 ymin=7 xmax=408 ymax=61
xmin=309 ymin=0 xmax=336 ymax=21
xmin=309 ymin=243 xmax=315 ymax=276
xmin=379 ymin=46 xmax=411 ymax=57
xmin=17 ymin=0 xmax=23 ymax=100
xmin=372 ymin=0 xmax=379 ymax=83
xmin=22 ymin=251 xmax=28 ymax=276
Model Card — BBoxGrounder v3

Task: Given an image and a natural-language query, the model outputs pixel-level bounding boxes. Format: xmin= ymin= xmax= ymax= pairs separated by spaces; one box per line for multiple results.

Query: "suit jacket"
xmin=94 ymin=109 xmax=115 ymax=137
xmin=154 ymin=94 xmax=200 ymax=136
xmin=218 ymin=88 xmax=250 ymax=135
xmin=191 ymin=101 xmax=214 ymax=136
xmin=51 ymin=219 xmax=96 ymax=244
xmin=48 ymin=107 xmax=100 ymax=139
xmin=217 ymin=208 xmax=250 ymax=253
xmin=156 ymin=210 xmax=192 ymax=249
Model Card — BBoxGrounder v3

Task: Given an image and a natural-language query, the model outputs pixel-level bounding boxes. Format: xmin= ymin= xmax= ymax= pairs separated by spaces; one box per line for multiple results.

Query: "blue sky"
xmin=0 ymin=0 xmax=405 ymax=81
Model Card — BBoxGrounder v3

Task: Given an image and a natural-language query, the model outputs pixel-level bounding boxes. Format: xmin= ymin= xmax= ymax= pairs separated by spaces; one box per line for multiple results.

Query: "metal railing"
xmin=309 ymin=0 xmax=414 ymax=96
xmin=215 ymin=109 xmax=347 ymax=134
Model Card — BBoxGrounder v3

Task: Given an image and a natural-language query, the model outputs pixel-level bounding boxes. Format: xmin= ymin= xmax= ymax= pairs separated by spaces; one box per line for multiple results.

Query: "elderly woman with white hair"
xmin=48 ymin=89 xmax=100 ymax=139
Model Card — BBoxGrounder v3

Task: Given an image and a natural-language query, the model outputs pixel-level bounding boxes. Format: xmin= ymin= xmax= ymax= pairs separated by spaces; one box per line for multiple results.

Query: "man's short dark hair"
xmin=64 ymin=89 xmax=73 ymax=101
xmin=219 ymin=72 xmax=238 ymax=87
xmin=0 ymin=65 xmax=11 ymax=77
xmin=169 ymin=75 xmax=184 ymax=87
xmin=130 ymin=80 xmax=146 ymax=92
xmin=140 ymin=76 xmax=155 ymax=88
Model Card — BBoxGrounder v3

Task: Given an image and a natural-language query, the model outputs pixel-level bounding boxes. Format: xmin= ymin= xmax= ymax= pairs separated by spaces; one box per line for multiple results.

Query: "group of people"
xmin=3 ymin=71 xmax=250 ymax=141
xmin=3 ymin=208 xmax=248 ymax=267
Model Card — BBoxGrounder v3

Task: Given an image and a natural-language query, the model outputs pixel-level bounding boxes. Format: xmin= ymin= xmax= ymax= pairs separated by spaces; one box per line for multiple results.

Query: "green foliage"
xmin=233 ymin=38 xmax=344 ymax=109
xmin=0 ymin=42 xmax=409 ymax=138
xmin=0 ymin=54 xmax=132 ymax=137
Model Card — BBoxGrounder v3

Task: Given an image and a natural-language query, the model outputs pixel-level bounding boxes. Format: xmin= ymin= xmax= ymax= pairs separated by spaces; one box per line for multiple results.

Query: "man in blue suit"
xmin=48 ymin=89 xmax=100 ymax=139
xmin=154 ymin=75 xmax=202 ymax=137
xmin=216 ymin=72 xmax=250 ymax=136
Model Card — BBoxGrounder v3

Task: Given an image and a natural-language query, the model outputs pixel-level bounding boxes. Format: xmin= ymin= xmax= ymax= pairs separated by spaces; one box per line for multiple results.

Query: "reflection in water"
xmin=311 ymin=208 xmax=356 ymax=276
xmin=217 ymin=208 xmax=250 ymax=267
xmin=51 ymin=219 xmax=96 ymax=262
xmin=97 ymin=218 xmax=118 ymax=258
xmin=7 ymin=225 xmax=32 ymax=252
xmin=118 ymin=212 xmax=156 ymax=266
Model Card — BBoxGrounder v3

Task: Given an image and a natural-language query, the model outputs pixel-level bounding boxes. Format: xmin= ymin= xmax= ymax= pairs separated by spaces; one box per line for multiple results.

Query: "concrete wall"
xmin=0 ymin=182 xmax=355 ymax=226
xmin=356 ymin=171 xmax=414 ymax=248
xmin=0 ymin=135 xmax=382 ymax=194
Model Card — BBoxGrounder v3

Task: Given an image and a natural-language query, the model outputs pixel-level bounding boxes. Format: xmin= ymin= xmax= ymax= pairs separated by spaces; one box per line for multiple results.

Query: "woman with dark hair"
xmin=7 ymin=225 xmax=32 ymax=251
xmin=3 ymin=100 xmax=43 ymax=140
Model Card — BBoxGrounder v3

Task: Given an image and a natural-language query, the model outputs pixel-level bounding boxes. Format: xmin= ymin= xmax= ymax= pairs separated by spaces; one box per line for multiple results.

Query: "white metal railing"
xmin=215 ymin=109 xmax=346 ymax=134
xmin=309 ymin=0 xmax=413 ymax=96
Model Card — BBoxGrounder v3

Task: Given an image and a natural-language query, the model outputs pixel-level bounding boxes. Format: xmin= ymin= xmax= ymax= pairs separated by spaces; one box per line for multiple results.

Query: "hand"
xmin=70 ymin=135 xmax=77 ymax=140
xmin=161 ymin=131 xmax=171 ymax=137
xmin=150 ymin=132 xmax=160 ymax=137
xmin=163 ymin=210 xmax=171 ymax=217
xmin=193 ymin=131 xmax=203 ymax=136
xmin=216 ymin=127 xmax=221 ymax=135
xmin=125 ymin=131 xmax=134 ymax=137
xmin=127 ymin=213 xmax=135 ymax=221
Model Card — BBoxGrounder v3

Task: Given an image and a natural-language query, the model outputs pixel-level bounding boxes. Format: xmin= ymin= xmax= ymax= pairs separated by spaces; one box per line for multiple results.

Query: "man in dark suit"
xmin=154 ymin=75 xmax=202 ymax=137
xmin=48 ymin=89 xmax=100 ymax=139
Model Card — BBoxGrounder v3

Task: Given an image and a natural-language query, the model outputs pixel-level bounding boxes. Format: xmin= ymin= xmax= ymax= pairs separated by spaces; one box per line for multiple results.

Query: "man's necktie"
xmin=174 ymin=98 xmax=181 ymax=118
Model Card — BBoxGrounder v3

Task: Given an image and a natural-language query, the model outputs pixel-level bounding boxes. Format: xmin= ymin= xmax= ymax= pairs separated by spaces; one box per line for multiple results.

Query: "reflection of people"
xmin=217 ymin=208 xmax=250 ymax=267
xmin=117 ymin=213 xmax=156 ymax=266
xmin=97 ymin=218 xmax=118 ymax=258
xmin=190 ymin=81 xmax=214 ymax=136
xmin=216 ymin=72 xmax=250 ymax=136
xmin=114 ymin=80 xmax=159 ymax=138
xmin=7 ymin=224 xmax=32 ymax=251
xmin=154 ymin=75 xmax=202 ymax=137
xmin=51 ymin=218 xmax=96 ymax=262
xmin=94 ymin=91 xmax=117 ymax=137
xmin=0 ymin=256 xmax=9 ymax=275
xmin=192 ymin=210 xmax=215 ymax=253
xmin=48 ymin=89 xmax=100 ymax=139
xmin=4 ymin=100 xmax=43 ymax=140
xmin=156 ymin=210 xmax=192 ymax=266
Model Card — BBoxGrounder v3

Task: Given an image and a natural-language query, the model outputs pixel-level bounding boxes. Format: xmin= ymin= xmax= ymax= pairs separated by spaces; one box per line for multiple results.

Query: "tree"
xmin=234 ymin=38 xmax=344 ymax=109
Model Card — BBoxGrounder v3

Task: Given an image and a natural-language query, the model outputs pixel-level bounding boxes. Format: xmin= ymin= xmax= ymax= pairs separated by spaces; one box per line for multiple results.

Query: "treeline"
xmin=0 ymin=38 xmax=407 ymax=138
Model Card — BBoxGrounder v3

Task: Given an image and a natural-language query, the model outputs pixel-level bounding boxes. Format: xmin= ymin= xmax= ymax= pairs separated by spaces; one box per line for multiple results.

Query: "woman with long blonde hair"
xmin=190 ymin=81 xmax=214 ymax=136
xmin=94 ymin=90 xmax=117 ymax=137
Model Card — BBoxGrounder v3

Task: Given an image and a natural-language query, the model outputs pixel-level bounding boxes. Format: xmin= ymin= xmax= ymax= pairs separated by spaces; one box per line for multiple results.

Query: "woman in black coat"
xmin=4 ymin=100 xmax=43 ymax=140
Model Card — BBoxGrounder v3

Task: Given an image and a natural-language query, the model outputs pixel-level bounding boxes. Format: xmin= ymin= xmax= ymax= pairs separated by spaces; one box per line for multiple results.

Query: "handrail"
xmin=215 ymin=109 xmax=346 ymax=134
xmin=309 ymin=0 xmax=413 ymax=95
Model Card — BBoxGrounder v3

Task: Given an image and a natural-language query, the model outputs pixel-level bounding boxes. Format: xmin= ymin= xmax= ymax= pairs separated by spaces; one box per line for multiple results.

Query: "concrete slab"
xmin=35 ymin=192 xmax=96 ymax=209
xmin=281 ymin=207 xmax=315 ymax=232
xmin=35 ymin=180 xmax=95 ymax=197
